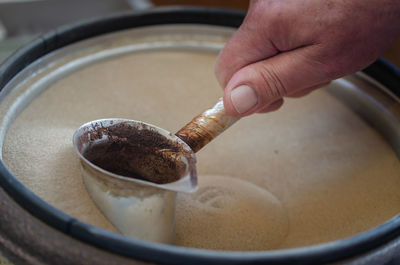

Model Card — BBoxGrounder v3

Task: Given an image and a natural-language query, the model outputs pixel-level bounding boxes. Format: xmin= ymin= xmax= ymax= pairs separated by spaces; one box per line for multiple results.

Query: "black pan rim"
xmin=0 ymin=6 xmax=399 ymax=265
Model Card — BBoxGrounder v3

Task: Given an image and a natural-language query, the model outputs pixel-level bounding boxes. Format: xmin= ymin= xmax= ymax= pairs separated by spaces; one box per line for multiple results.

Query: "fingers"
xmin=253 ymin=82 xmax=330 ymax=114
xmin=228 ymin=82 xmax=329 ymax=115
xmin=286 ymin=82 xmax=330 ymax=98
xmin=256 ymin=99 xmax=284 ymax=113
xmin=214 ymin=1 xmax=280 ymax=89
xmin=222 ymin=45 xmax=331 ymax=117
xmin=215 ymin=0 xmax=330 ymax=117
xmin=216 ymin=0 xmax=400 ymax=117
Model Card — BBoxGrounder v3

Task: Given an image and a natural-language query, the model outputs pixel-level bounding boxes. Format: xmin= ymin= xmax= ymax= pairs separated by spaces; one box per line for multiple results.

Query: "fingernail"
xmin=230 ymin=85 xmax=258 ymax=114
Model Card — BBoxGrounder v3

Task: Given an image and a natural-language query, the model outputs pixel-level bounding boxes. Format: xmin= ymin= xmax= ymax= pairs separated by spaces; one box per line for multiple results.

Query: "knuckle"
xmin=247 ymin=0 xmax=287 ymax=34
xmin=256 ymin=64 xmax=288 ymax=99
xmin=314 ymin=51 xmax=350 ymax=80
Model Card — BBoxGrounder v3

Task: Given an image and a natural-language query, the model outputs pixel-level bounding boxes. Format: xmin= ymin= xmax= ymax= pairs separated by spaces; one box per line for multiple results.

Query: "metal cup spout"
xmin=73 ymin=119 xmax=197 ymax=244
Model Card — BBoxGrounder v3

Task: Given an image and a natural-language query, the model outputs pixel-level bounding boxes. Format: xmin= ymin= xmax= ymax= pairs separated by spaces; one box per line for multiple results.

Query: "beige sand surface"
xmin=3 ymin=50 xmax=400 ymax=250
xmin=176 ymin=175 xmax=289 ymax=250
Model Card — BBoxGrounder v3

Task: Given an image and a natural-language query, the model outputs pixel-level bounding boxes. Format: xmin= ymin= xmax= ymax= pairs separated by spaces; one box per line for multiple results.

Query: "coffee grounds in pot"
xmin=82 ymin=122 xmax=189 ymax=184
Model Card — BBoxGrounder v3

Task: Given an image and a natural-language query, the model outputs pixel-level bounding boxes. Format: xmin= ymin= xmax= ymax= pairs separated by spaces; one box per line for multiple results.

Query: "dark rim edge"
xmin=363 ymin=57 xmax=400 ymax=98
xmin=0 ymin=6 xmax=399 ymax=265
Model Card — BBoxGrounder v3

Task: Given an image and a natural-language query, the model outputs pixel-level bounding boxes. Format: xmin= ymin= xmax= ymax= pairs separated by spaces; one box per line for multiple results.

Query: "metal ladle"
xmin=72 ymin=98 xmax=238 ymax=243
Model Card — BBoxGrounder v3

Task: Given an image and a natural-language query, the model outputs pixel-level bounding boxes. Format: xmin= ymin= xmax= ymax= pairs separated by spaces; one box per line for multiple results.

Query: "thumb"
xmin=223 ymin=46 xmax=330 ymax=117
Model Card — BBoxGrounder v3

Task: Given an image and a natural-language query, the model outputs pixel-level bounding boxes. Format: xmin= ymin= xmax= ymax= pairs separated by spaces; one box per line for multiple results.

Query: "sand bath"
xmin=2 ymin=50 xmax=400 ymax=250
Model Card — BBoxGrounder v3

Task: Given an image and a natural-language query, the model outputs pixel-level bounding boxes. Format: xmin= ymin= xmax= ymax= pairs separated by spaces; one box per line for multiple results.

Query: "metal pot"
xmin=0 ymin=7 xmax=399 ymax=265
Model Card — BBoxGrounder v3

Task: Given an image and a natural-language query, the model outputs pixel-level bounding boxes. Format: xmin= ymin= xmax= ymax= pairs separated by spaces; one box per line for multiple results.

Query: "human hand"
xmin=215 ymin=0 xmax=400 ymax=117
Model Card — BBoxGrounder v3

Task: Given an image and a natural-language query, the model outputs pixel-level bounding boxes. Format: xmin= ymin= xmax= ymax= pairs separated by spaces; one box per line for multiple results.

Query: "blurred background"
xmin=0 ymin=0 xmax=399 ymax=67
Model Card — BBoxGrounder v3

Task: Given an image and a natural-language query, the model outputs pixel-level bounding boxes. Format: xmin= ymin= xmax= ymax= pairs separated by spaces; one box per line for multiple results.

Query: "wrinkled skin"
xmin=215 ymin=0 xmax=400 ymax=116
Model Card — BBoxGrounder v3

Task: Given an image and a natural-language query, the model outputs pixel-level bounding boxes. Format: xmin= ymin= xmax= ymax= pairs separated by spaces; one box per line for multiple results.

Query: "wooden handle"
xmin=175 ymin=98 xmax=239 ymax=153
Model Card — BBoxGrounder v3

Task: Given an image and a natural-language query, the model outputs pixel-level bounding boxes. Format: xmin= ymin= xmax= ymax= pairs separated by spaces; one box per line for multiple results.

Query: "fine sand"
xmin=3 ymin=50 xmax=400 ymax=250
